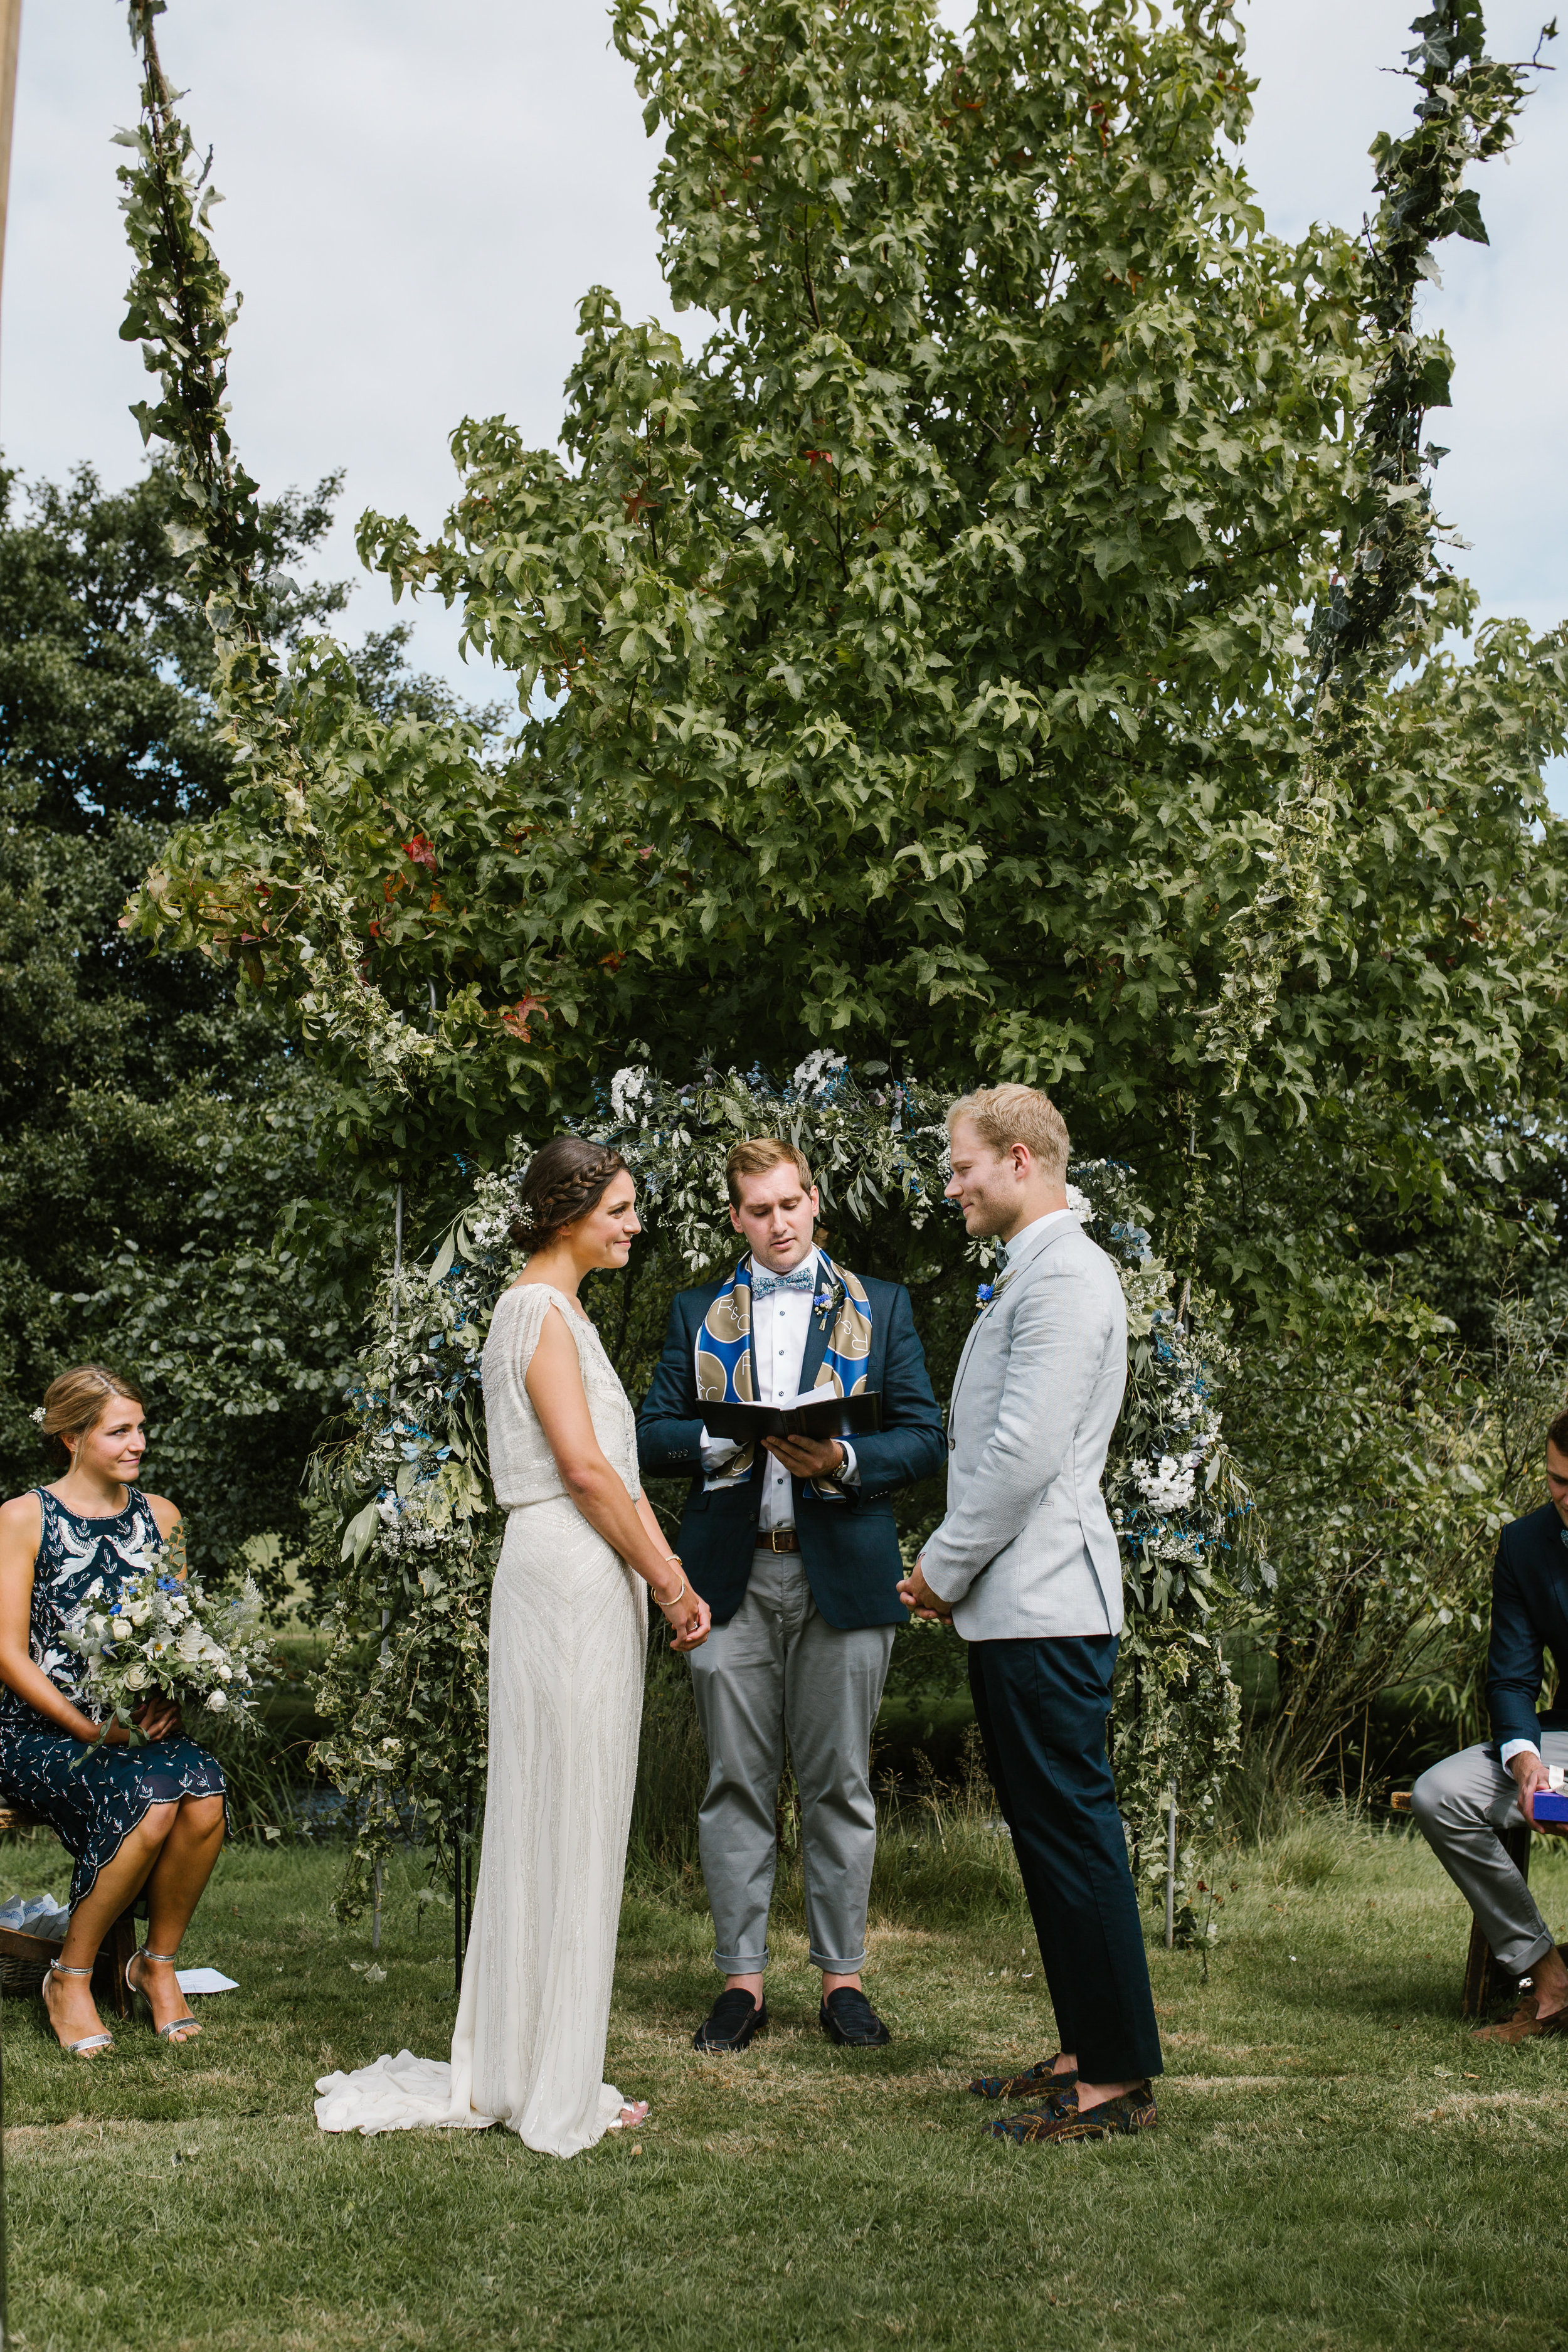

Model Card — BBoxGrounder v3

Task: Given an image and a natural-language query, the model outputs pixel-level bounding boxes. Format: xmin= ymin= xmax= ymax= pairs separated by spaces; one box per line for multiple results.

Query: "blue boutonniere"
xmin=975 ymin=1282 xmax=993 ymax=1310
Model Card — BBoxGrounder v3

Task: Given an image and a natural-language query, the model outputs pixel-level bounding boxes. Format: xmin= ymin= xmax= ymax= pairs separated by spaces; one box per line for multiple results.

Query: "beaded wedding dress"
xmin=315 ymin=1282 xmax=648 ymax=2158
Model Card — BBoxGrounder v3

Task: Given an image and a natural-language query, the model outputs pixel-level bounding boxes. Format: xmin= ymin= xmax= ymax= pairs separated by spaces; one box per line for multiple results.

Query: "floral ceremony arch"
xmin=310 ymin=1060 xmax=1259 ymax=1934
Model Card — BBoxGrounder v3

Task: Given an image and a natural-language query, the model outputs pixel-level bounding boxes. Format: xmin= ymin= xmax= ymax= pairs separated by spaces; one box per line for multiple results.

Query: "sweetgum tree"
xmin=131 ymin=1 xmax=1565 ymax=1296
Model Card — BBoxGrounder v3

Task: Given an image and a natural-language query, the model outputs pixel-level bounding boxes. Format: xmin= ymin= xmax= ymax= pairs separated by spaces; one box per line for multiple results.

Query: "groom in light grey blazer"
xmin=899 ymin=1083 xmax=1162 ymax=2146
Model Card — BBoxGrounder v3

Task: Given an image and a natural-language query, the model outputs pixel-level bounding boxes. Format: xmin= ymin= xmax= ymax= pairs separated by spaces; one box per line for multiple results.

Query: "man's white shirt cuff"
xmin=701 ymin=1435 xmax=859 ymax=1483
xmin=1500 ymin=1737 xmax=1540 ymax=1767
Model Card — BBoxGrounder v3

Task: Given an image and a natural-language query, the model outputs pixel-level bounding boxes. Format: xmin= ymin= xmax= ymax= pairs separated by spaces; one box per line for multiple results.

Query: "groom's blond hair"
xmin=947 ymin=1084 xmax=1071 ymax=1185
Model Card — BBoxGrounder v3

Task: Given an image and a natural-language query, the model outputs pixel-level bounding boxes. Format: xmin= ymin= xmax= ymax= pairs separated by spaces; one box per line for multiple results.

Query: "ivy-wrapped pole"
xmin=1198 ymin=0 xmax=1549 ymax=1090
xmin=371 ymin=1181 xmax=405 ymax=1954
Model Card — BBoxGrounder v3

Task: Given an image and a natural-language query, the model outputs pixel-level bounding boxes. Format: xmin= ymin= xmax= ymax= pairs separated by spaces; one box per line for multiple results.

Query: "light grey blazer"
xmin=920 ymin=1215 xmax=1127 ymax=1641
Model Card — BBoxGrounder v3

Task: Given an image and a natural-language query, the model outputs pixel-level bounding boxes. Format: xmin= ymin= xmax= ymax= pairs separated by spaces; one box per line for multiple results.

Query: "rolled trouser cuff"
xmin=1493 ymin=1924 xmax=1558 ymax=1978
xmin=711 ymin=1947 xmax=770 ymax=1974
xmin=807 ymin=1946 xmax=869 ymax=1974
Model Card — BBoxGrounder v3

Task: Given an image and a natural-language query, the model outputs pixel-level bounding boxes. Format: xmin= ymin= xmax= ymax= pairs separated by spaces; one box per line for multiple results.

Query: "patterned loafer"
xmin=692 ymin=1991 xmax=768 ymax=2052
xmin=820 ymin=1988 xmax=891 ymax=2047
xmin=990 ymin=2080 xmax=1157 ymax=2145
xmin=968 ymin=2055 xmax=1077 ymax=2100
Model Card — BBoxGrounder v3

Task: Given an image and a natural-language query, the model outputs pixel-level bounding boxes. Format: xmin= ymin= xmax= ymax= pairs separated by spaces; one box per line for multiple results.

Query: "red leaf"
xmin=499 ymin=993 xmax=549 ymax=1039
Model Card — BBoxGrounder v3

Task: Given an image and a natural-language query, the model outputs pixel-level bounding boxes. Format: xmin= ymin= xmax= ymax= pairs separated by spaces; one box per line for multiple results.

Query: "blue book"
xmin=1534 ymin=1790 xmax=1568 ymax=1826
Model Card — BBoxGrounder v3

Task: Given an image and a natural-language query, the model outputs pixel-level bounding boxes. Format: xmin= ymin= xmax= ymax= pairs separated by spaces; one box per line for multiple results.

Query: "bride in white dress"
xmin=315 ymin=1140 xmax=710 ymax=2156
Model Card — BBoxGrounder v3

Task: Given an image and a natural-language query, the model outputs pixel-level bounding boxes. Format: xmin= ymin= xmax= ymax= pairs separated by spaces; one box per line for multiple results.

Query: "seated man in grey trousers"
xmin=638 ymin=1135 xmax=945 ymax=2051
xmin=1412 ymin=1411 xmax=1568 ymax=2042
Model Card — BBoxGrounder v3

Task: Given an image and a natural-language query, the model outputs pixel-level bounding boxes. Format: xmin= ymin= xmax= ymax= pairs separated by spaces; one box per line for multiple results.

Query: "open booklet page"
xmin=699 ymin=1390 xmax=882 ymax=1444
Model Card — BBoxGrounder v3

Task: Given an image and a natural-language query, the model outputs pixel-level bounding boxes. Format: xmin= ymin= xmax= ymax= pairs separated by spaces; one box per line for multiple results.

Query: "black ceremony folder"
xmin=700 ymin=1391 xmax=883 ymax=1443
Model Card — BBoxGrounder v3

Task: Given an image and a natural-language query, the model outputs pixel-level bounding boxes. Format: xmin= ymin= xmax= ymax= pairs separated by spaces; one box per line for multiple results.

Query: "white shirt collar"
xmin=998 ymin=1208 xmax=1077 ymax=1268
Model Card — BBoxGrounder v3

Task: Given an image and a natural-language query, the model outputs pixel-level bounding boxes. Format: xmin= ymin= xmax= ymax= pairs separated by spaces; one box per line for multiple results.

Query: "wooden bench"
xmin=1391 ymin=1789 xmax=1566 ymax=2018
xmin=0 ymin=1802 xmax=138 ymax=2020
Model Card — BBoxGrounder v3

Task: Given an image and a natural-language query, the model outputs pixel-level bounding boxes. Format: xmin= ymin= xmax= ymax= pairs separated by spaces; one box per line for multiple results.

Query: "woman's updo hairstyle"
xmin=39 ymin=1364 xmax=144 ymax=1465
xmin=509 ymin=1138 xmax=629 ymax=1254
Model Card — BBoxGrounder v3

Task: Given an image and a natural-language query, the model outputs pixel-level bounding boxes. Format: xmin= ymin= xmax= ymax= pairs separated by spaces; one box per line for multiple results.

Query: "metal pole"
xmin=1163 ymin=1786 xmax=1177 ymax=1951
xmin=453 ymin=1800 xmax=465 ymax=1997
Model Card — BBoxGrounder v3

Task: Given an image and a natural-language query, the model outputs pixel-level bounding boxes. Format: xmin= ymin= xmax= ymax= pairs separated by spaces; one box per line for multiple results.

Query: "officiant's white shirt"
xmin=699 ymin=1252 xmax=857 ymax=1530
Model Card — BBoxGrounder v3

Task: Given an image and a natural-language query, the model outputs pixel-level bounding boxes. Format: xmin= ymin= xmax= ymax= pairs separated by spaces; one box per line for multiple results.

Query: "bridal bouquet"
xmin=62 ymin=1528 xmax=270 ymax=1742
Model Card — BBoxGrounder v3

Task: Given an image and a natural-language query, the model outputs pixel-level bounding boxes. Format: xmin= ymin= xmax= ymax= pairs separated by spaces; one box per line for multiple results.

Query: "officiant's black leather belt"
xmin=755 ymin=1528 xmax=800 ymax=1552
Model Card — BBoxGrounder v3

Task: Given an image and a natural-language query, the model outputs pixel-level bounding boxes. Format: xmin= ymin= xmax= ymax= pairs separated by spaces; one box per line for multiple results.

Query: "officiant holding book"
xmin=638 ymin=1138 xmax=945 ymax=2052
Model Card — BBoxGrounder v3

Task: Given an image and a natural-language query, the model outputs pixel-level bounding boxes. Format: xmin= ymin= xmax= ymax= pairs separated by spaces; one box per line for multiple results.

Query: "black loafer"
xmin=820 ymin=1988 xmax=891 ymax=2047
xmin=693 ymin=1990 xmax=768 ymax=2051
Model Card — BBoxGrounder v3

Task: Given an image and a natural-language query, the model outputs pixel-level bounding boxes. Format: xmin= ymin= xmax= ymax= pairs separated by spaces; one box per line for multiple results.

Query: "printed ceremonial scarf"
xmin=696 ymin=1251 xmax=873 ymax=1491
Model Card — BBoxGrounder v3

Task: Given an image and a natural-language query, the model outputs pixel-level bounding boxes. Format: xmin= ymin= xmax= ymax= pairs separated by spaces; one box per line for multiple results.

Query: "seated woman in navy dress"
xmin=0 ymin=1365 xmax=227 ymax=2056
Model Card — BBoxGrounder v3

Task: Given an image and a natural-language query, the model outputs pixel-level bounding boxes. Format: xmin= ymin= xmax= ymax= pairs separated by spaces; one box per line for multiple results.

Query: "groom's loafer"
xmin=693 ymin=1991 xmax=768 ymax=2052
xmin=820 ymin=1988 xmax=891 ymax=2047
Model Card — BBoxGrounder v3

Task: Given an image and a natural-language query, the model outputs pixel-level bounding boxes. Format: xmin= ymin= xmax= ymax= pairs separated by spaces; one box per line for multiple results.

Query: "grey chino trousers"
xmin=687 ymin=1549 xmax=896 ymax=1976
xmin=1411 ymin=1730 xmax=1568 ymax=1974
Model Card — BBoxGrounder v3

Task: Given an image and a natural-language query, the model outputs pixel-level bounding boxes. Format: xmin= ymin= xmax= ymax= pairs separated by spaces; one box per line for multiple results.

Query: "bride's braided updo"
xmin=509 ymin=1137 xmax=629 ymax=1254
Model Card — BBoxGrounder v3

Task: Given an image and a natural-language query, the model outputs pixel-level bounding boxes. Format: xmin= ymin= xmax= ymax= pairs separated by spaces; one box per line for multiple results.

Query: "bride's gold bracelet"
xmin=657 ymin=1557 xmax=686 ymax=1611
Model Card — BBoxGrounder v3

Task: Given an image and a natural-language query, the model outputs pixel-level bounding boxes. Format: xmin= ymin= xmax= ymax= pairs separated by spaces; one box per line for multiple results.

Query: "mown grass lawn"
xmin=1 ymin=1814 xmax=1564 ymax=2352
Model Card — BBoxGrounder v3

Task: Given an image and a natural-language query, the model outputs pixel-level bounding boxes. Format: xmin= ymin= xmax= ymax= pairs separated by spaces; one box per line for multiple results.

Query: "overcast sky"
xmin=6 ymin=1 xmax=1565 ymax=794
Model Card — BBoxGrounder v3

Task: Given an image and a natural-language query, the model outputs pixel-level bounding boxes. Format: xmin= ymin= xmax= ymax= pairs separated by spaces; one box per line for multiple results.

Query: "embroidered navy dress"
xmin=0 ymin=1488 xmax=226 ymax=1907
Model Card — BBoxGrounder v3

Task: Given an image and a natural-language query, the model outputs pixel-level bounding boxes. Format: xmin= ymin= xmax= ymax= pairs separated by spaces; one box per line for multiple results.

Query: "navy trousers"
xmin=968 ymin=1633 xmax=1163 ymax=2085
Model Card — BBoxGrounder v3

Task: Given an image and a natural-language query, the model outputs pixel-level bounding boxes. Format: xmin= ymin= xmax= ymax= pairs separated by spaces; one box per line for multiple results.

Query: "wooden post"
xmin=0 ymin=19 xmax=26 ymax=2333
xmin=0 ymin=1 xmax=21 ymax=332
xmin=1163 ymin=1786 xmax=1177 ymax=1950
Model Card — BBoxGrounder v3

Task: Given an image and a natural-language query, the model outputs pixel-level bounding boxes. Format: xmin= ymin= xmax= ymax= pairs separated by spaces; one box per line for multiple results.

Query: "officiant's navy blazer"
xmin=637 ymin=1272 xmax=945 ymax=1629
xmin=1486 ymin=1502 xmax=1568 ymax=1750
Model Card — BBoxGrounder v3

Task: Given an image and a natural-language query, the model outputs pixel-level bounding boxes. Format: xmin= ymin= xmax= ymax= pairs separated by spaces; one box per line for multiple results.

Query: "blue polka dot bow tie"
xmin=751 ymin=1259 xmax=818 ymax=1298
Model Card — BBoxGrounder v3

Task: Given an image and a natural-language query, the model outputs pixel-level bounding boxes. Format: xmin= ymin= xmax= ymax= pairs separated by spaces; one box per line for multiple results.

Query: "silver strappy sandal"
xmin=127 ymin=1947 xmax=203 ymax=2042
xmin=45 ymin=1958 xmax=115 ymax=2056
